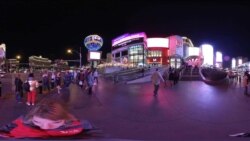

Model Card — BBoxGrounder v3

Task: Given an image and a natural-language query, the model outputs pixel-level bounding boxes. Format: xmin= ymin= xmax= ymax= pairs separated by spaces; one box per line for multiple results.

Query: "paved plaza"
xmin=1 ymin=75 xmax=250 ymax=140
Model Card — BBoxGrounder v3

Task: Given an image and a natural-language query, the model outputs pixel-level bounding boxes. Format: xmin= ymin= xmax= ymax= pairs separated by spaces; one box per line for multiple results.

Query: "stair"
xmin=180 ymin=67 xmax=202 ymax=81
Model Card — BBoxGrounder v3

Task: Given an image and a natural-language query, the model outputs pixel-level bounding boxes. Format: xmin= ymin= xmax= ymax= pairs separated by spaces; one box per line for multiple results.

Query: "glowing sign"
xmin=238 ymin=58 xmax=242 ymax=65
xmin=84 ymin=35 xmax=103 ymax=51
xmin=215 ymin=51 xmax=222 ymax=62
xmin=88 ymin=51 xmax=102 ymax=60
xmin=188 ymin=47 xmax=200 ymax=56
xmin=0 ymin=43 xmax=6 ymax=58
xmin=112 ymin=32 xmax=146 ymax=46
xmin=232 ymin=58 xmax=236 ymax=68
xmin=147 ymin=38 xmax=169 ymax=48
xmin=201 ymin=44 xmax=214 ymax=66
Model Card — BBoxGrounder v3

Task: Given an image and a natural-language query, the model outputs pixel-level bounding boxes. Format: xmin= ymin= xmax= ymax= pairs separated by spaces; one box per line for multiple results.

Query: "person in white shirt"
xmin=151 ymin=68 xmax=164 ymax=96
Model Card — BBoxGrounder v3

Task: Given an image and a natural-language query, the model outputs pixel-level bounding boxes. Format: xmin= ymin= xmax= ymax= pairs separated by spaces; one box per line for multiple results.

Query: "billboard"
xmin=88 ymin=51 xmax=102 ymax=60
xmin=168 ymin=35 xmax=183 ymax=57
xmin=188 ymin=47 xmax=200 ymax=56
xmin=201 ymin=44 xmax=214 ymax=66
xmin=147 ymin=38 xmax=169 ymax=48
xmin=215 ymin=51 xmax=222 ymax=62
xmin=0 ymin=43 xmax=6 ymax=58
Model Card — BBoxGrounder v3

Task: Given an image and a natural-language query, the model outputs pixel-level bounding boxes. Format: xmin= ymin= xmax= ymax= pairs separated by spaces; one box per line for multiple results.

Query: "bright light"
xmin=147 ymin=38 xmax=169 ymax=48
xmin=201 ymin=44 xmax=214 ymax=66
xmin=238 ymin=58 xmax=242 ymax=65
xmin=188 ymin=47 xmax=200 ymax=56
xmin=89 ymin=51 xmax=101 ymax=60
xmin=67 ymin=49 xmax=72 ymax=53
xmin=215 ymin=51 xmax=222 ymax=62
xmin=232 ymin=58 xmax=236 ymax=68
xmin=112 ymin=32 xmax=146 ymax=46
xmin=16 ymin=55 xmax=21 ymax=60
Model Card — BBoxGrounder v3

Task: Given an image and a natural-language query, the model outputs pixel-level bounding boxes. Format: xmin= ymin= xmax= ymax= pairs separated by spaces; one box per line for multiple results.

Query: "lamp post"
xmin=67 ymin=47 xmax=82 ymax=68
xmin=16 ymin=55 xmax=21 ymax=72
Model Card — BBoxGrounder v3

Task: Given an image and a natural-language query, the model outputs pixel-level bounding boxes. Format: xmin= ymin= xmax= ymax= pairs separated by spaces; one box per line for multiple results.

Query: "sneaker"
xmin=26 ymin=102 xmax=30 ymax=106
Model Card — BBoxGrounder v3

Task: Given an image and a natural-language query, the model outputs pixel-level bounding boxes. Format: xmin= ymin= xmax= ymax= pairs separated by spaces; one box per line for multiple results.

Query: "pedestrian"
xmin=55 ymin=72 xmax=62 ymax=94
xmin=86 ymin=69 xmax=94 ymax=95
xmin=26 ymin=73 xmax=39 ymax=106
xmin=77 ymin=70 xmax=85 ymax=89
xmin=151 ymin=68 xmax=164 ymax=96
xmin=14 ymin=74 xmax=23 ymax=103
xmin=243 ymin=71 xmax=249 ymax=95
xmin=93 ymin=68 xmax=98 ymax=84
xmin=0 ymin=79 xmax=2 ymax=98
xmin=0 ymin=97 xmax=94 ymax=139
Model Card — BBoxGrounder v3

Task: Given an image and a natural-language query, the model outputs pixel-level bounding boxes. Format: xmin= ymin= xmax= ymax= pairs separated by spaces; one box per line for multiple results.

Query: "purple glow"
xmin=112 ymin=33 xmax=130 ymax=44
xmin=112 ymin=32 xmax=146 ymax=46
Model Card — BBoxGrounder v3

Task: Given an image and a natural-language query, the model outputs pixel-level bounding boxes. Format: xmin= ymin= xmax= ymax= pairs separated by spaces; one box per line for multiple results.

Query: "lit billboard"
xmin=0 ymin=43 xmax=6 ymax=58
xmin=147 ymin=38 xmax=169 ymax=48
xmin=188 ymin=47 xmax=200 ymax=56
xmin=201 ymin=44 xmax=214 ymax=66
xmin=215 ymin=51 xmax=222 ymax=62
xmin=168 ymin=35 xmax=183 ymax=57
xmin=231 ymin=58 xmax=236 ymax=69
xmin=88 ymin=51 xmax=102 ymax=60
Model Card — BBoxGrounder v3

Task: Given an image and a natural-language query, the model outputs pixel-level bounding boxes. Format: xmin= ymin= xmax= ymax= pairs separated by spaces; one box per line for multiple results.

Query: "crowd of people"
xmin=13 ymin=68 xmax=99 ymax=105
xmin=0 ymin=68 xmax=100 ymax=139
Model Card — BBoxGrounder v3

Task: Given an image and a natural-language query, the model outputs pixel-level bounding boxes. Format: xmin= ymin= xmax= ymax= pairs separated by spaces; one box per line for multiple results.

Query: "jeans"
xmin=154 ymin=84 xmax=160 ymax=96
xmin=16 ymin=91 xmax=22 ymax=102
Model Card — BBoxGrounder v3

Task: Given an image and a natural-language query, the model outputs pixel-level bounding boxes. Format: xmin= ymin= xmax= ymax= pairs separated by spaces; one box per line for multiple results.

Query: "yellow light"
xmin=67 ymin=49 xmax=72 ymax=54
xmin=16 ymin=55 xmax=21 ymax=60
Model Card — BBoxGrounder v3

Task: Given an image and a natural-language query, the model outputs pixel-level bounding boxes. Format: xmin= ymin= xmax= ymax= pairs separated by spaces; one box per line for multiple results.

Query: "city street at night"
xmin=1 ymin=75 xmax=250 ymax=140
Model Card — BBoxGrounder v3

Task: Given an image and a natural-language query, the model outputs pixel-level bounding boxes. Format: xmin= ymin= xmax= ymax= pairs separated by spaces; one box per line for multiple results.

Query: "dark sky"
xmin=0 ymin=0 xmax=250 ymax=64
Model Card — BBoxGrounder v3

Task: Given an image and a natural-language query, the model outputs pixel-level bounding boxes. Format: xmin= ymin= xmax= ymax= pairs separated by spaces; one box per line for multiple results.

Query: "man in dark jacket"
xmin=14 ymin=74 xmax=23 ymax=103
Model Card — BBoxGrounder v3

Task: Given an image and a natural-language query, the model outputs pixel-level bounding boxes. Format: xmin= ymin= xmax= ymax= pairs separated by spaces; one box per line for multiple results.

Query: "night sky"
xmin=0 ymin=0 xmax=250 ymax=65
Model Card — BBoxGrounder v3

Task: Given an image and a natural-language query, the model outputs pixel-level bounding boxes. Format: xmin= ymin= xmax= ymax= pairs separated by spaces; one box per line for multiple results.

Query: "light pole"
xmin=67 ymin=47 xmax=82 ymax=68
xmin=16 ymin=55 xmax=21 ymax=72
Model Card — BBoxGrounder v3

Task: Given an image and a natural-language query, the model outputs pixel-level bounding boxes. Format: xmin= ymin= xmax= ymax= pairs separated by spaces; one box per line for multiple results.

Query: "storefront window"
xmin=147 ymin=50 xmax=162 ymax=57
xmin=128 ymin=44 xmax=145 ymax=66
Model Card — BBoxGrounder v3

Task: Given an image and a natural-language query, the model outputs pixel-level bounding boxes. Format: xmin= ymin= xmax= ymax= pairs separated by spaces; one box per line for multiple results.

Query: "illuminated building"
xmin=112 ymin=32 xmax=147 ymax=67
xmin=29 ymin=56 xmax=52 ymax=69
xmin=146 ymin=38 xmax=169 ymax=66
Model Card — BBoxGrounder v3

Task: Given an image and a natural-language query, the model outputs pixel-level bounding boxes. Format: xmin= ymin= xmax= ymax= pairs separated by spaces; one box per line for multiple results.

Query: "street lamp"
xmin=16 ymin=55 xmax=21 ymax=60
xmin=16 ymin=55 xmax=21 ymax=72
xmin=67 ymin=47 xmax=82 ymax=68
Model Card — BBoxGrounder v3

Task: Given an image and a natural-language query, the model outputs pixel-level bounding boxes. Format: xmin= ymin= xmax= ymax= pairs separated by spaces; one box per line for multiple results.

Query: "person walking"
xmin=93 ymin=68 xmax=98 ymax=84
xmin=151 ymin=68 xmax=164 ymax=96
xmin=0 ymin=79 xmax=2 ymax=98
xmin=14 ymin=74 xmax=23 ymax=103
xmin=26 ymin=73 xmax=39 ymax=106
xmin=86 ymin=69 xmax=94 ymax=95
xmin=243 ymin=71 xmax=249 ymax=95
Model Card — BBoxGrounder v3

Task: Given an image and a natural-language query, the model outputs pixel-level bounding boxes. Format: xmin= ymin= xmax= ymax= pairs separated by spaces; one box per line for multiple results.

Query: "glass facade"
xmin=170 ymin=58 xmax=181 ymax=68
xmin=128 ymin=44 xmax=146 ymax=66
